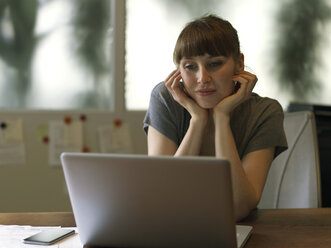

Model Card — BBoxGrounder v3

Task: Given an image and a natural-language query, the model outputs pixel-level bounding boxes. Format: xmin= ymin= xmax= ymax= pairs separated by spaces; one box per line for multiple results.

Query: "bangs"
xmin=173 ymin=16 xmax=240 ymax=64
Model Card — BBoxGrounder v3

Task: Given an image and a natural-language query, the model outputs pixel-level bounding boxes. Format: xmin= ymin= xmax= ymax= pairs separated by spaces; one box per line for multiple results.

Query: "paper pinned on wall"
xmin=98 ymin=122 xmax=132 ymax=153
xmin=3 ymin=119 xmax=24 ymax=143
xmin=36 ymin=124 xmax=48 ymax=142
xmin=0 ymin=119 xmax=26 ymax=165
xmin=49 ymin=120 xmax=83 ymax=166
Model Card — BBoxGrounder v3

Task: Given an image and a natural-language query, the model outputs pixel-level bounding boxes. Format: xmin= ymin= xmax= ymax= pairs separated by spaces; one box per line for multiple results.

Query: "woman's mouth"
xmin=195 ymin=89 xmax=216 ymax=96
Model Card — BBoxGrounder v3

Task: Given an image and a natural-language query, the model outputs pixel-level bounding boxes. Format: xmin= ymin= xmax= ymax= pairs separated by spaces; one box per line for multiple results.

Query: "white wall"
xmin=0 ymin=110 xmax=147 ymax=212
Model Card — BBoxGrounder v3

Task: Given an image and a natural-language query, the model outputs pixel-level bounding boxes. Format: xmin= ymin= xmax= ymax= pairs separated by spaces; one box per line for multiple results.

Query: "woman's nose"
xmin=197 ymin=66 xmax=211 ymax=84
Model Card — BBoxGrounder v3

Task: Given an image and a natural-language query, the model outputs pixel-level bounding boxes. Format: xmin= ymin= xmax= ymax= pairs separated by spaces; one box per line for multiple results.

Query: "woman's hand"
xmin=164 ymin=70 xmax=208 ymax=122
xmin=214 ymin=70 xmax=257 ymax=117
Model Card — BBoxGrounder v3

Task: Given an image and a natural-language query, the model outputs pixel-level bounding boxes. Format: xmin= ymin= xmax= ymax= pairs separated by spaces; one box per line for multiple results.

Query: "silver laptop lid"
xmin=61 ymin=153 xmax=237 ymax=248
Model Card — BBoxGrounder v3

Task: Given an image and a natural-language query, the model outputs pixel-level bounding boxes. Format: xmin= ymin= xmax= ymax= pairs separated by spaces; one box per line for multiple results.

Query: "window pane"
xmin=0 ymin=0 xmax=112 ymax=109
xmin=125 ymin=0 xmax=331 ymax=110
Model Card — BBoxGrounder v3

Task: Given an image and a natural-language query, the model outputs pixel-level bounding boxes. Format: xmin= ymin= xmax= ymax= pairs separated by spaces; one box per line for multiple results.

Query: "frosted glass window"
xmin=0 ymin=0 xmax=112 ymax=109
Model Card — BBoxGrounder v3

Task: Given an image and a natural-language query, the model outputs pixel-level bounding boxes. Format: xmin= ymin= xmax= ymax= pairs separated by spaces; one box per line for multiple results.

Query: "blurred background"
xmin=1 ymin=0 xmax=331 ymax=212
xmin=0 ymin=0 xmax=331 ymax=110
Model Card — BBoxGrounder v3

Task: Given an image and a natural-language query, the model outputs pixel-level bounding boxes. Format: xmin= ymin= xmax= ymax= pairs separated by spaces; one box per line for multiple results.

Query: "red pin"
xmin=42 ymin=136 xmax=49 ymax=144
xmin=82 ymin=146 xmax=90 ymax=153
xmin=114 ymin=118 xmax=122 ymax=127
xmin=64 ymin=116 xmax=72 ymax=125
xmin=80 ymin=114 xmax=87 ymax=121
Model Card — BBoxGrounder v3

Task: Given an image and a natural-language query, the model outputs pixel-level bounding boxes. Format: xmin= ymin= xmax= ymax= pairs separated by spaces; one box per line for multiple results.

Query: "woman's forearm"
xmin=175 ymin=118 xmax=206 ymax=156
xmin=214 ymin=113 xmax=258 ymax=221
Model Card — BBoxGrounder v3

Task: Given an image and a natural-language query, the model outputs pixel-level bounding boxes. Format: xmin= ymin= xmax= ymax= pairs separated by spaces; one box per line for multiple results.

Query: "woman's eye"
xmin=208 ymin=61 xmax=223 ymax=67
xmin=184 ymin=64 xmax=196 ymax=70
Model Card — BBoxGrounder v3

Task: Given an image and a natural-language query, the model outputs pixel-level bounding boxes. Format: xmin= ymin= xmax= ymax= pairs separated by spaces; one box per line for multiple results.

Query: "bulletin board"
xmin=0 ymin=110 xmax=147 ymax=212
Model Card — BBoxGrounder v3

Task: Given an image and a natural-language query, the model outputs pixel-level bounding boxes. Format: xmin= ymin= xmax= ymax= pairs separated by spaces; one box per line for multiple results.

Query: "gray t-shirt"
xmin=143 ymin=82 xmax=287 ymax=159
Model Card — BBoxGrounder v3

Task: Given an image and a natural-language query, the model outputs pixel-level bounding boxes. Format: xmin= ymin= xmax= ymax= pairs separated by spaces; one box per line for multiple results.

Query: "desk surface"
xmin=240 ymin=208 xmax=331 ymax=248
xmin=1 ymin=208 xmax=331 ymax=248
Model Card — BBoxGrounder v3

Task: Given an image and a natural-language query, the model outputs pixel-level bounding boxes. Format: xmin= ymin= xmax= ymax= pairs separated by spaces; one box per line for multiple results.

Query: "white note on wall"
xmin=49 ymin=120 xmax=83 ymax=166
xmin=0 ymin=119 xmax=26 ymax=165
xmin=98 ymin=122 xmax=132 ymax=153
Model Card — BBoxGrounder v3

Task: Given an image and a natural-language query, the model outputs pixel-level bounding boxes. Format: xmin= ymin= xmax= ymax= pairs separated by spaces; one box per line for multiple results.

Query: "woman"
xmin=143 ymin=14 xmax=287 ymax=221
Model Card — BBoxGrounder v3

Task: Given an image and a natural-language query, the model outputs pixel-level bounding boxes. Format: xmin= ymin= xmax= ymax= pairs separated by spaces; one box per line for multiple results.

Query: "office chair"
xmin=258 ymin=111 xmax=321 ymax=208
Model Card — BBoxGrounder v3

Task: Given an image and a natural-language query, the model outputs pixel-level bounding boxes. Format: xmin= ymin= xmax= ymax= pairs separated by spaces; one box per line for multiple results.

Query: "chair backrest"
xmin=258 ymin=111 xmax=321 ymax=208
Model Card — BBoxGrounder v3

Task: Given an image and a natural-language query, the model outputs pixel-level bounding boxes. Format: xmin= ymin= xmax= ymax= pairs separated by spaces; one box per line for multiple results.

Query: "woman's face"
xmin=179 ymin=54 xmax=242 ymax=109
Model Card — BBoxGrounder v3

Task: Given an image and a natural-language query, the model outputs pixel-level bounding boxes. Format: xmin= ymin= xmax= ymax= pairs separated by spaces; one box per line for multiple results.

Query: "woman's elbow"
xmin=234 ymin=195 xmax=259 ymax=222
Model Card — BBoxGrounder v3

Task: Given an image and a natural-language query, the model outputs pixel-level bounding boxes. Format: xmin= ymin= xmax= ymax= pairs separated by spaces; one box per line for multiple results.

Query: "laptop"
xmin=61 ymin=153 xmax=252 ymax=248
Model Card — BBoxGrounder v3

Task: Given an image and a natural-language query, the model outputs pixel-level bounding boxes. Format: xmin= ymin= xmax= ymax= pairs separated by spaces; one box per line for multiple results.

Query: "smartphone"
xmin=23 ymin=228 xmax=75 ymax=245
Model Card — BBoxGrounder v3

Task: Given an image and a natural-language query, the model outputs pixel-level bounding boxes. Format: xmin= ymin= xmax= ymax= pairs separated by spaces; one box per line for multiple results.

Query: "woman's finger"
xmin=164 ymin=70 xmax=178 ymax=83
xmin=232 ymin=71 xmax=257 ymax=95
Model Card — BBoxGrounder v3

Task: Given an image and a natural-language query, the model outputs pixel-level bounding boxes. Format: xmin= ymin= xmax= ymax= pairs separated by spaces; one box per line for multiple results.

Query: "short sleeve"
xmin=244 ymin=100 xmax=288 ymax=158
xmin=143 ymin=82 xmax=187 ymax=145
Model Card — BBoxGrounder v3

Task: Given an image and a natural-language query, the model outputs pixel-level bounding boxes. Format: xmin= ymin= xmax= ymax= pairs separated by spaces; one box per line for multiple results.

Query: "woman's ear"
xmin=236 ymin=53 xmax=245 ymax=73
